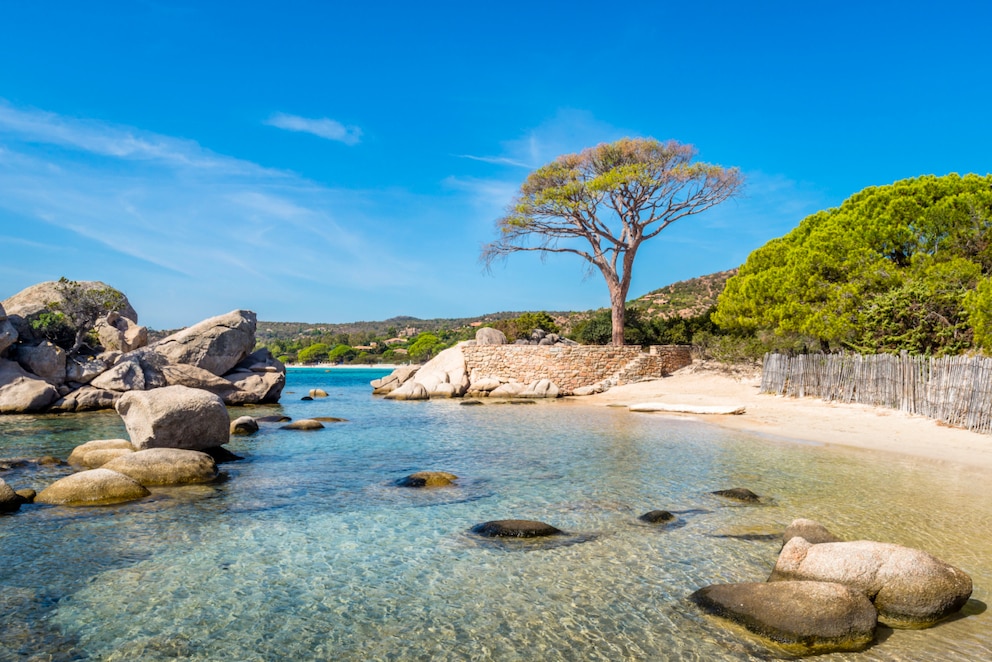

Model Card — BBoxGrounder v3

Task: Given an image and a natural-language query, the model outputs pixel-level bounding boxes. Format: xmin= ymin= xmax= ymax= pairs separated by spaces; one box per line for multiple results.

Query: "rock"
xmin=466 ymin=377 xmax=501 ymax=393
xmin=103 ymin=448 xmax=218 ymax=486
xmin=309 ymin=388 xmax=329 ymax=398
xmin=15 ymin=488 xmax=35 ymax=503
xmin=35 ymin=455 xmax=62 ymax=466
xmin=48 ymin=386 xmax=119 ymax=412
xmin=0 ymin=303 xmax=17 ymax=356
xmin=159 ymin=364 xmax=239 ymax=397
xmin=67 ymin=439 xmax=136 ymax=467
xmin=255 ymin=415 xmax=291 ymax=423
xmin=230 ymin=416 xmax=259 ymax=435
xmin=475 ymin=327 xmax=507 ymax=345
xmin=280 ymin=419 xmax=324 ymax=430
xmin=690 ymin=581 xmax=877 ymax=654
xmin=0 ymin=358 xmax=58 ymax=413
xmin=639 ymin=510 xmax=676 ymax=524
xmin=769 ymin=537 xmax=973 ymax=628
xmin=371 ymin=365 xmax=419 ymax=395
xmin=572 ymin=384 xmax=605 ymax=396
xmin=116 ymin=385 xmax=231 ymax=451
xmin=300 ymin=396 xmax=313 ymax=401
xmin=65 ymin=356 xmax=109 ymax=384
xmin=312 ymin=416 xmax=347 ymax=422
xmin=784 ymin=518 xmax=843 ymax=545
xmin=470 ymin=520 xmax=564 ymax=538
xmin=220 ymin=349 xmax=285 ymax=404
xmin=95 ymin=311 xmax=148 ymax=353
xmin=712 ymin=487 xmax=761 ymax=502
xmin=13 ymin=341 xmax=66 ymax=385
xmin=384 ymin=381 xmax=429 ymax=400
xmin=0 ymin=478 xmax=22 ymax=512
xmin=520 ymin=379 xmax=560 ymax=398
xmin=488 ymin=382 xmax=527 ymax=398
xmin=77 ymin=447 xmax=134 ymax=469
xmin=142 ymin=310 xmax=256 ymax=376
xmin=460 ymin=399 xmax=484 ymax=406
xmin=409 ymin=343 xmax=469 ymax=397
xmin=35 ymin=468 xmax=150 ymax=506
xmin=2 ymin=280 xmax=138 ymax=342
xmin=90 ymin=354 xmax=167 ymax=392
xmin=396 ymin=471 xmax=458 ymax=487
xmin=201 ymin=446 xmax=243 ymax=463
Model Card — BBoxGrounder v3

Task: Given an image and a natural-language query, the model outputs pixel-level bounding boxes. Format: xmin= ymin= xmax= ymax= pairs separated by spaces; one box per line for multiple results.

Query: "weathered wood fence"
xmin=761 ymin=352 xmax=992 ymax=434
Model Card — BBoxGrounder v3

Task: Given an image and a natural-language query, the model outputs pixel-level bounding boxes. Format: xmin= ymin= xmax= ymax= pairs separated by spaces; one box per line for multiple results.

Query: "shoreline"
xmin=568 ymin=363 xmax=992 ymax=474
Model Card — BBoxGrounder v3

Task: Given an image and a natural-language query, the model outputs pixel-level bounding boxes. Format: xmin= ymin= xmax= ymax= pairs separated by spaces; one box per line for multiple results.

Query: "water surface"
xmin=1 ymin=367 xmax=989 ymax=660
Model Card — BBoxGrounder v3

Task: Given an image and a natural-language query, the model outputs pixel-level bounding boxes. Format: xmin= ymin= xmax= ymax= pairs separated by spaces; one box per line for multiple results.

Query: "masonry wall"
xmin=461 ymin=344 xmax=692 ymax=393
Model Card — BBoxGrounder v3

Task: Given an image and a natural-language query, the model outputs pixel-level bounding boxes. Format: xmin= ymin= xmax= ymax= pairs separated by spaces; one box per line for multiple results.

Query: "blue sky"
xmin=1 ymin=1 xmax=990 ymax=329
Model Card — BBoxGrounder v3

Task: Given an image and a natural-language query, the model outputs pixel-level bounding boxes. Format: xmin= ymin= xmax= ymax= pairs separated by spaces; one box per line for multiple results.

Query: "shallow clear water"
xmin=1 ymin=367 xmax=990 ymax=661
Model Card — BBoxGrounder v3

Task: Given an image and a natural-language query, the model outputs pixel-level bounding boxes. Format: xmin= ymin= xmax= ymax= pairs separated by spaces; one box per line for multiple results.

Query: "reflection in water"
xmin=0 ymin=368 xmax=990 ymax=661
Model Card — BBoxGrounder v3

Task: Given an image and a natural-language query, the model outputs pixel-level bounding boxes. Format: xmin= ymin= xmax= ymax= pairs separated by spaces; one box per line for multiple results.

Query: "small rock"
xmin=15 ymin=488 xmax=36 ymax=503
xmin=0 ymin=478 xmax=22 ymax=512
xmin=471 ymin=519 xmax=564 ymax=538
xmin=312 ymin=416 xmax=348 ymax=422
xmin=230 ymin=416 xmax=259 ymax=435
xmin=460 ymin=399 xmax=484 ymax=406
xmin=301 ymin=396 xmax=313 ymax=401
xmin=783 ymin=518 xmax=843 ymax=545
xmin=35 ymin=455 xmax=63 ymax=466
xmin=639 ymin=510 xmax=676 ymax=524
xmin=309 ymin=388 xmax=329 ymax=398
xmin=396 ymin=471 xmax=458 ymax=488
xmin=712 ymin=487 xmax=761 ymax=502
xmin=255 ymin=415 xmax=291 ymax=423
xmin=202 ymin=446 xmax=243 ymax=464
xmin=281 ymin=419 xmax=325 ymax=430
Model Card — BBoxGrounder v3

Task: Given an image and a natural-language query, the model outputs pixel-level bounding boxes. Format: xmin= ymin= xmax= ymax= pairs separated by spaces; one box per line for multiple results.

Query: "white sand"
xmin=570 ymin=362 xmax=992 ymax=473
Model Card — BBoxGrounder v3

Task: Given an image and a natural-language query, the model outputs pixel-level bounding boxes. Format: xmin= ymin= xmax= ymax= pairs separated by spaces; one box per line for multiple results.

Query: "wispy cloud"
xmin=456 ymin=154 xmax=532 ymax=168
xmin=264 ymin=112 xmax=362 ymax=145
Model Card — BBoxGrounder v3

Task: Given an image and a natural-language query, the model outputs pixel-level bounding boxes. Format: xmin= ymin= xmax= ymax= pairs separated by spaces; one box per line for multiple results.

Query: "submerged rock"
xmin=396 ymin=471 xmax=458 ymax=488
xmin=281 ymin=419 xmax=324 ymax=430
xmin=769 ymin=537 xmax=973 ymax=628
xmin=783 ymin=518 xmax=843 ymax=545
xmin=35 ymin=468 xmax=150 ymax=506
xmin=711 ymin=487 xmax=761 ymax=502
xmin=639 ymin=510 xmax=676 ymax=524
xmin=691 ymin=581 xmax=877 ymax=655
xmin=471 ymin=519 xmax=564 ymax=538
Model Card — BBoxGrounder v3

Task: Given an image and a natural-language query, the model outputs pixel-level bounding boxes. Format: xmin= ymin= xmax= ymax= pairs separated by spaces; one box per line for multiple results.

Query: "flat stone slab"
xmin=629 ymin=402 xmax=745 ymax=415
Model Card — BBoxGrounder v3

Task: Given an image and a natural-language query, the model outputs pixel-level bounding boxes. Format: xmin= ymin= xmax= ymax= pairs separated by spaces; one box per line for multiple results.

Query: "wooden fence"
xmin=761 ymin=352 xmax=992 ymax=434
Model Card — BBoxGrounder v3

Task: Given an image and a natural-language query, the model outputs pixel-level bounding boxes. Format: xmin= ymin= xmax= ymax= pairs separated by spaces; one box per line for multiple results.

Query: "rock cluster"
xmin=691 ymin=517 xmax=974 ymax=654
xmin=0 ymin=281 xmax=285 ymax=414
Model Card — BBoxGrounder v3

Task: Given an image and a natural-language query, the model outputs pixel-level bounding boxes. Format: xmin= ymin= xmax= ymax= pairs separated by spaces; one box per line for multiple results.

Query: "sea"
xmin=1 ymin=367 xmax=990 ymax=661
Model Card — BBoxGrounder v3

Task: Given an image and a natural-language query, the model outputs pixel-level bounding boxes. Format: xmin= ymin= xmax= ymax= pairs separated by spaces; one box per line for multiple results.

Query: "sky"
xmin=1 ymin=1 xmax=990 ymax=330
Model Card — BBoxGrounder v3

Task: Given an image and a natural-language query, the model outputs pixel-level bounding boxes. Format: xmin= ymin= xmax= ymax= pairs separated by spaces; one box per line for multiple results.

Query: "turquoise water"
xmin=1 ymin=367 xmax=990 ymax=661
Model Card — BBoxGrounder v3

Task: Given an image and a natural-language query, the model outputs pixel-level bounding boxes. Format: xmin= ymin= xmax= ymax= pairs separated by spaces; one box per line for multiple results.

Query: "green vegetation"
xmin=715 ymin=174 xmax=992 ymax=356
xmin=483 ymin=138 xmax=743 ymax=345
xmin=34 ymin=277 xmax=127 ymax=355
xmin=488 ymin=311 xmax=560 ymax=342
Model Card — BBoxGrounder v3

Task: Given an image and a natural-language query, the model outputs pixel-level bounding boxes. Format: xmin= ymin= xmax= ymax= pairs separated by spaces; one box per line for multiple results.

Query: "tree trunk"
xmin=608 ymin=282 xmax=626 ymax=346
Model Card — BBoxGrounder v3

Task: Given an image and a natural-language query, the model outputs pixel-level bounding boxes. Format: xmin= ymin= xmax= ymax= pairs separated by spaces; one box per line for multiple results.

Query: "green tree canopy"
xmin=35 ymin=277 xmax=127 ymax=355
xmin=297 ymin=342 xmax=330 ymax=364
xmin=483 ymin=138 xmax=743 ymax=345
xmin=488 ymin=311 xmax=560 ymax=341
xmin=714 ymin=174 xmax=992 ymax=354
xmin=407 ymin=333 xmax=444 ymax=362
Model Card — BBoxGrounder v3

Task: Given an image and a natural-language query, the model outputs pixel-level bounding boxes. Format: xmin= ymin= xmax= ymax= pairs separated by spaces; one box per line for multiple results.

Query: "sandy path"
xmin=568 ymin=362 xmax=992 ymax=473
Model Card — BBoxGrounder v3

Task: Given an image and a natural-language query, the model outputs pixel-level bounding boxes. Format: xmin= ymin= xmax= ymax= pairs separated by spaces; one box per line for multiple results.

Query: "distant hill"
xmin=243 ymin=270 xmax=735 ymax=345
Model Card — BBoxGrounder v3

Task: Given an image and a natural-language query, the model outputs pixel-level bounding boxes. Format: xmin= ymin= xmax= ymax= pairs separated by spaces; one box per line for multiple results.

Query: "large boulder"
xmin=159 ymin=363 xmax=239 ymax=397
xmin=35 ymin=468 xmax=150 ymax=506
xmin=67 ymin=439 xmax=135 ymax=467
xmin=769 ymin=537 xmax=973 ymax=628
xmin=90 ymin=354 xmax=166 ymax=392
xmin=143 ymin=310 xmax=256 ymax=376
xmin=115 ymin=385 xmax=230 ymax=451
xmin=103 ymin=448 xmax=218 ymax=486
xmin=690 ymin=581 xmax=877 ymax=654
xmin=2 ymin=280 xmax=137 ymax=342
xmin=0 ymin=358 xmax=58 ymax=413
xmin=475 ymin=327 xmax=507 ymax=345
xmin=407 ymin=343 xmax=469 ymax=398
xmin=383 ymin=381 xmax=429 ymax=400
xmin=49 ymin=386 xmax=119 ymax=413
xmin=220 ymin=349 xmax=286 ymax=405
xmin=12 ymin=341 xmax=66 ymax=385
xmin=0 ymin=303 xmax=18 ymax=356
xmin=371 ymin=365 xmax=418 ymax=395
xmin=95 ymin=311 xmax=148 ymax=353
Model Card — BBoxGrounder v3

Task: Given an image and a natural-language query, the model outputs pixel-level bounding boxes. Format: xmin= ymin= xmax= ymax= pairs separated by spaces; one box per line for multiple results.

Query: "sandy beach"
xmin=573 ymin=362 xmax=992 ymax=473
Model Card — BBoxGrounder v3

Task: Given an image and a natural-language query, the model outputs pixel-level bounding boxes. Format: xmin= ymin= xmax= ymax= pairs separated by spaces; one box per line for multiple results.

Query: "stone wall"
xmin=461 ymin=344 xmax=692 ymax=393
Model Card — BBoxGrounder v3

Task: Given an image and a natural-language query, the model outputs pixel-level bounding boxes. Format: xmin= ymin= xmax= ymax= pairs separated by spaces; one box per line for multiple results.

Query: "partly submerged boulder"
xmin=639 ymin=510 xmax=676 ymax=524
xmin=0 ymin=358 xmax=58 ymax=413
xmin=280 ymin=419 xmax=324 ymax=430
xmin=396 ymin=471 xmax=458 ymax=488
xmin=0 ymin=478 xmax=23 ymax=513
xmin=471 ymin=520 xmax=564 ymax=538
xmin=230 ymin=415 xmax=259 ymax=435
xmin=116 ymin=385 xmax=230 ymax=451
xmin=711 ymin=488 xmax=761 ymax=503
xmin=371 ymin=365 xmax=418 ymax=395
xmin=769 ymin=537 xmax=973 ymax=628
xmin=35 ymin=468 xmax=150 ymax=506
xmin=67 ymin=439 xmax=135 ymax=468
xmin=690 ymin=581 xmax=877 ymax=655
xmin=384 ymin=381 xmax=429 ymax=401
xmin=783 ymin=518 xmax=843 ymax=545
xmin=103 ymin=448 xmax=218 ymax=486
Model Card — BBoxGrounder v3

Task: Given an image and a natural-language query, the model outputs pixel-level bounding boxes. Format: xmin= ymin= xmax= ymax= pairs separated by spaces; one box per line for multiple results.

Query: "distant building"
xmin=385 ymin=337 xmax=407 ymax=345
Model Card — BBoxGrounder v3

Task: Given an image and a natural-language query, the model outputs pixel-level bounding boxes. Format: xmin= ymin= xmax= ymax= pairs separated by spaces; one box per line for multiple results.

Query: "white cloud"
xmin=264 ymin=112 xmax=362 ymax=145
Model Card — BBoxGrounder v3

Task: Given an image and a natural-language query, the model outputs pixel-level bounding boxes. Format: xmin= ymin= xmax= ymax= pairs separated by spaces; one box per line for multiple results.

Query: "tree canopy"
xmin=33 ymin=277 xmax=127 ymax=355
xmin=714 ymin=174 xmax=992 ymax=355
xmin=483 ymin=138 xmax=743 ymax=345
